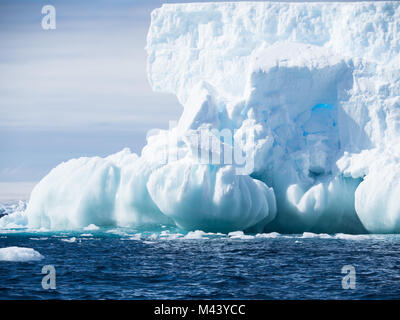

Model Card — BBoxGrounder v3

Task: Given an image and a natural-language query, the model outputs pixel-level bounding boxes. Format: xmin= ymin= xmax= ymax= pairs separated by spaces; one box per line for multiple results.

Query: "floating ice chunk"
xmin=184 ymin=230 xmax=208 ymax=239
xmin=80 ymin=233 xmax=93 ymax=237
xmin=228 ymin=231 xmax=255 ymax=239
xmin=127 ymin=234 xmax=142 ymax=241
xmin=0 ymin=246 xmax=44 ymax=262
xmin=255 ymin=232 xmax=280 ymax=238
xmin=160 ymin=231 xmax=183 ymax=240
xmin=61 ymin=237 xmax=76 ymax=243
xmin=106 ymin=229 xmax=129 ymax=237
xmin=83 ymin=224 xmax=100 ymax=231
xmin=334 ymin=233 xmax=370 ymax=241
xmin=228 ymin=231 xmax=244 ymax=237
xmin=301 ymin=232 xmax=332 ymax=239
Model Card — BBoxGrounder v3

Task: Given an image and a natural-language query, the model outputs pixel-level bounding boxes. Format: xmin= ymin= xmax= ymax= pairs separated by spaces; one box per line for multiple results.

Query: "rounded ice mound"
xmin=147 ymin=160 xmax=276 ymax=233
xmin=24 ymin=148 xmax=173 ymax=229
xmin=355 ymin=159 xmax=400 ymax=233
xmin=0 ymin=247 xmax=44 ymax=262
xmin=25 ymin=151 xmax=127 ymax=229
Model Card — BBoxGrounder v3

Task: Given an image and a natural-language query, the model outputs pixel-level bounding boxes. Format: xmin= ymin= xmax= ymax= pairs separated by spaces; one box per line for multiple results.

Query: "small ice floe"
xmin=159 ymin=230 xmax=183 ymax=240
xmin=83 ymin=224 xmax=100 ymax=231
xmin=0 ymin=246 xmax=44 ymax=262
xmin=301 ymin=232 xmax=332 ymax=239
xmin=334 ymin=233 xmax=370 ymax=240
xmin=184 ymin=230 xmax=209 ymax=239
xmin=61 ymin=237 xmax=76 ymax=243
xmin=228 ymin=231 xmax=255 ymax=240
xmin=106 ymin=229 xmax=129 ymax=237
xmin=127 ymin=233 xmax=142 ymax=241
xmin=143 ymin=241 xmax=156 ymax=244
xmin=255 ymin=232 xmax=280 ymax=238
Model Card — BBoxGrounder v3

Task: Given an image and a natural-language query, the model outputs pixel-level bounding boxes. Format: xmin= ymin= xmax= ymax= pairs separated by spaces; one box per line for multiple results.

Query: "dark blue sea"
xmin=1 ymin=224 xmax=400 ymax=300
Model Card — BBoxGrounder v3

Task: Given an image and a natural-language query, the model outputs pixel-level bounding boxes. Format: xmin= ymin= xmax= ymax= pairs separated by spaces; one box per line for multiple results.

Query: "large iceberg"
xmin=2 ymin=1 xmax=400 ymax=233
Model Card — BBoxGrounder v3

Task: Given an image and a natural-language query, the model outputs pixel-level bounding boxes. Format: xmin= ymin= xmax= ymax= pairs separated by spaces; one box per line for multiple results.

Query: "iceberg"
xmin=0 ymin=247 xmax=44 ymax=262
xmin=2 ymin=1 xmax=400 ymax=233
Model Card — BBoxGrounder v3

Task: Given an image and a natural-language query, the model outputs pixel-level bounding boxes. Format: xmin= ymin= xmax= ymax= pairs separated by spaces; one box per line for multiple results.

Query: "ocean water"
xmin=1 ymin=222 xmax=400 ymax=300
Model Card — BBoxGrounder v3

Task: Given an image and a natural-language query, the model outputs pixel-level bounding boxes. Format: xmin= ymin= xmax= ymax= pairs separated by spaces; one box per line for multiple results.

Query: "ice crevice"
xmin=2 ymin=2 xmax=400 ymax=233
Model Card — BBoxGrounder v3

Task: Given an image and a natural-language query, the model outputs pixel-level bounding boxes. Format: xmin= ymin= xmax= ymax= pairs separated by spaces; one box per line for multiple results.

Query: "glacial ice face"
xmin=146 ymin=1 xmax=400 ymax=233
xmin=2 ymin=1 xmax=400 ymax=233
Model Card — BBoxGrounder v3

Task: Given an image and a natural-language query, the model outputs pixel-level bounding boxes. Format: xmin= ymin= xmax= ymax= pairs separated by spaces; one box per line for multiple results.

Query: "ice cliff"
xmin=2 ymin=1 xmax=400 ymax=233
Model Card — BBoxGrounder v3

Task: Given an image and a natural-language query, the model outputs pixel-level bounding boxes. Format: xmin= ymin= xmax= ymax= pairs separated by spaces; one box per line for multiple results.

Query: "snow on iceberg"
xmin=0 ymin=247 xmax=44 ymax=262
xmin=2 ymin=1 xmax=400 ymax=233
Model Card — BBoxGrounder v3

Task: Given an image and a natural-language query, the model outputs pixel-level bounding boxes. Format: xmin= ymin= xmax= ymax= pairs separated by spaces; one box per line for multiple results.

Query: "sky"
xmin=0 ymin=0 xmax=183 ymax=186
xmin=0 ymin=0 xmax=386 ymax=199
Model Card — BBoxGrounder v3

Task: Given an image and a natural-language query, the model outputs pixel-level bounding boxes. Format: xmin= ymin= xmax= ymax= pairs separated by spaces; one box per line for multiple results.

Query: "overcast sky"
xmin=0 ymin=0 xmax=181 ymax=183
xmin=0 ymin=0 xmax=387 ymax=198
